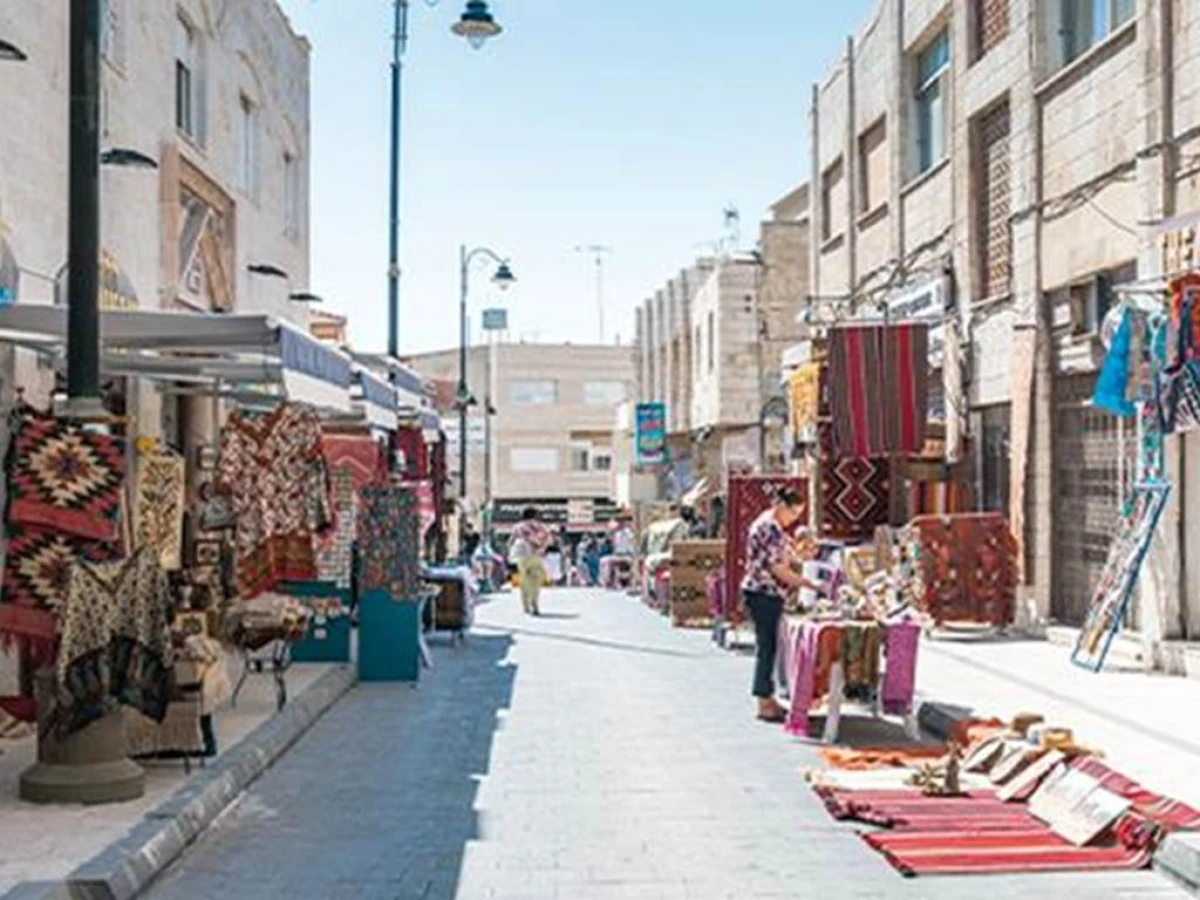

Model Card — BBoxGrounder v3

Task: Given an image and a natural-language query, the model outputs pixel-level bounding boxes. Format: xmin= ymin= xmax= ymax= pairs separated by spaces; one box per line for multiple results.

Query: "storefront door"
xmin=1052 ymin=373 xmax=1133 ymax=625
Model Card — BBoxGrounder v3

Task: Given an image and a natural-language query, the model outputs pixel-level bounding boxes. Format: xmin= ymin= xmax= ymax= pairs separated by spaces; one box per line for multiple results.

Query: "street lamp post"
xmin=386 ymin=0 xmax=505 ymax=358
xmin=458 ymin=245 xmax=514 ymax=555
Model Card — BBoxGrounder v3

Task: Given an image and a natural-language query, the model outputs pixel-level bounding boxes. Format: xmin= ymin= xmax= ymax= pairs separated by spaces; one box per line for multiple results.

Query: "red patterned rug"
xmin=821 ymin=456 xmax=890 ymax=540
xmin=724 ymin=476 xmax=806 ymax=624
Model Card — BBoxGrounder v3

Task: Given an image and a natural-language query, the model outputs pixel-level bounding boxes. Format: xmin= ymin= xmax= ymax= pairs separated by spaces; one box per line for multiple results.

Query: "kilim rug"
xmin=358 ymin=485 xmax=420 ymax=601
xmin=133 ymin=449 xmax=185 ymax=571
xmin=724 ymin=476 xmax=807 ymax=625
xmin=821 ymin=456 xmax=890 ymax=541
xmin=828 ymin=323 xmax=929 ymax=459
xmin=6 ymin=415 xmax=125 ymax=542
xmin=315 ymin=466 xmax=357 ymax=588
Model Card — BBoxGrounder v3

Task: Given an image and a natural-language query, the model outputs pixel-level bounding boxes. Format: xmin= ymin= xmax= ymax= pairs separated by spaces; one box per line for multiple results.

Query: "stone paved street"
xmin=142 ymin=589 xmax=1191 ymax=899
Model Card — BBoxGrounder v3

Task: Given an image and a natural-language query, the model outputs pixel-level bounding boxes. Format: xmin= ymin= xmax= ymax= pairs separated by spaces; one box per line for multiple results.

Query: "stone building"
xmin=807 ymin=0 xmax=1200 ymax=652
xmin=0 ymin=0 xmax=312 ymax=434
xmin=407 ymin=342 xmax=635 ymax=531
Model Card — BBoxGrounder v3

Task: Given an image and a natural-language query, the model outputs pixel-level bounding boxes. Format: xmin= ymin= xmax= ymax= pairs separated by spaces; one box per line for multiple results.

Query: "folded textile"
xmin=882 ymin=622 xmax=920 ymax=715
xmin=817 ymin=743 xmax=947 ymax=771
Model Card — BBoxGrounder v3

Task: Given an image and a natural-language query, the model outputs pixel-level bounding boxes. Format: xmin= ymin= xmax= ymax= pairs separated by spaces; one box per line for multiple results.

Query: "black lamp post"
xmin=386 ymin=0 xmax=505 ymax=359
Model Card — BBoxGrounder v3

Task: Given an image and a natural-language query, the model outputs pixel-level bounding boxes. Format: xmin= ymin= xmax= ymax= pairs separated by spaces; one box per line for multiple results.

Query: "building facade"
xmin=407 ymin=342 xmax=635 ymax=528
xmin=808 ymin=0 xmax=1200 ymax=650
xmin=0 ymin=0 xmax=312 ymax=435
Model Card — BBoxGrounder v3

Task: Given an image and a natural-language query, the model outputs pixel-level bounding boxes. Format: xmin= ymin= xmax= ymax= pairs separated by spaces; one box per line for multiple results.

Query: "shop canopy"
xmin=349 ymin=352 xmax=427 ymax=409
xmin=352 ymin=363 xmax=398 ymax=430
xmin=0 ymin=305 xmax=353 ymax=412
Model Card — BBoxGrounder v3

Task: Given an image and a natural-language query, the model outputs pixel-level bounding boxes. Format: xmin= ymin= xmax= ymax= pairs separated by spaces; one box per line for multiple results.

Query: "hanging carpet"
xmin=821 ymin=455 xmax=890 ymax=541
xmin=724 ymin=476 xmax=807 ymax=625
xmin=217 ymin=403 xmax=331 ymax=598
xmin=314 ymin=435 xmax=385 ymax=589
xmin=358 ymin=485 xmax=420 ymax=601
xmin=828 ymin=323 xmax=929 ymax=458
xmin=905 ymin=513 xmax=1018 ymax=626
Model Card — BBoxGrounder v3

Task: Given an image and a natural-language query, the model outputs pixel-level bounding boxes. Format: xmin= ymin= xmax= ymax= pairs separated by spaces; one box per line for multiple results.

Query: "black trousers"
xmin=743 ymin=590 xmax=784 ymax=698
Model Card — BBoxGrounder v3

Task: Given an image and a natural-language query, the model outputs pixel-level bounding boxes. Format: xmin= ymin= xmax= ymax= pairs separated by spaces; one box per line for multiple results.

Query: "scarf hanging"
xmin=133 ymin=447 xmax=185 ymax=571
xmin=828 ymin=323 xmax=929 ymax=458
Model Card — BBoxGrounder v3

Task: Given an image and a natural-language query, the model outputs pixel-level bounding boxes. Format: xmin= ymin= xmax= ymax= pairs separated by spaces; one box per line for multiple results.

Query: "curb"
xmin=3 ymin=665 xmax=357 ymax=900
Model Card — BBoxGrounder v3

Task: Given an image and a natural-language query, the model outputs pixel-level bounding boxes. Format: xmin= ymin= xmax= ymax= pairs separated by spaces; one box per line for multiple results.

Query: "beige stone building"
xmin=807 ymin=0 xmax=1200 ymax=651
xmin=407 ymin=342 xmax=635 ymax=530
xmin=0 ymin=0 xmax=313 ymax=433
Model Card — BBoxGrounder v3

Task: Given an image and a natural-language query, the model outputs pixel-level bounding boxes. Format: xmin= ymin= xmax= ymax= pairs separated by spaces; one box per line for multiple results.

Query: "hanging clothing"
xmin=788 ymin=362 xmax=821 ymax=440
xmin=216 ymin=403 xmax=331 ymax=598
xmin=133 ymin=447 xmax=186 ymax=571
xmin=1093 ymin=310 xmax=1136 ymax=417
xmin=48 ymin=546 xmax=173 ymax=738
xmin=828 ymin=323 xmax=929 ymax=458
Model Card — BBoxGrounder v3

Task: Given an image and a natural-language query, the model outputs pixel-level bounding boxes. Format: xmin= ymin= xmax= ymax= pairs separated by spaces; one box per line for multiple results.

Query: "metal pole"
xmin=65 ymin=0 xmax=102 ymax=411
xmin=458 ymin=244 xmax=469 ymax=554
xmin=484 ymin=336 xmax=493 ymax=509
xmin=596 ymin=253 xmax=605 ymax=345
xmin=386 ymin=0 xmax=408 ymax=358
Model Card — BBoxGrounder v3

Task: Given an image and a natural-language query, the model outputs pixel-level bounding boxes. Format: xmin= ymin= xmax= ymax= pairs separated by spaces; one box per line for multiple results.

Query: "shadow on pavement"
xmin=473 ymin=622 xmax=707 ymax=659
xmin=142 ymin=634 xmax=517 ymax=900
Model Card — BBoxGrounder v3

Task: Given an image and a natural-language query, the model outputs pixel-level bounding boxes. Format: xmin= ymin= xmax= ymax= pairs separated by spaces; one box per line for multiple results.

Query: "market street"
xmin=141 ymin=589 xmax=1190 ymax=900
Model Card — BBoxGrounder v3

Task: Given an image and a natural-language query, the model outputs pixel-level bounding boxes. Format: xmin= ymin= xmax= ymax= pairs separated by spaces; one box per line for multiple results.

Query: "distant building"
xmin=407 ymin=342 xmax=635 ymax=532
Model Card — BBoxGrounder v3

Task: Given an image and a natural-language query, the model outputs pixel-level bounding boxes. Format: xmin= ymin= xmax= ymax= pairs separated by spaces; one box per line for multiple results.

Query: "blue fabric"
xmin=1093 ymin=310 xmax=1135 ymax=417
xmin=279 ymin=325 xmax=352 ymax=388
xmin=357 ymin=368 xmax=397 ymax=411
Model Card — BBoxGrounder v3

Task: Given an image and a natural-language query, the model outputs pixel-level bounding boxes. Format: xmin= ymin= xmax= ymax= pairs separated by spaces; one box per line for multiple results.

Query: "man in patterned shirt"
xmin=741 ymin=486 xmax=821 ymax=722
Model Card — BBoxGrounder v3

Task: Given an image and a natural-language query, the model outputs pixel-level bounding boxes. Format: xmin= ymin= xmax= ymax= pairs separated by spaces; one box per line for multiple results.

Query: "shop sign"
xmin=481 ymin=308 xmax=508 ymax=332
xmin=441 ymin=417 xmax=486 ymax=455
xmin=634 ymin=402 xmax=667 ymax=465
xmin=879 ymin=276 xmax=947 ymax=368
xmin=566 ymin=498 xmax=594 ymax=524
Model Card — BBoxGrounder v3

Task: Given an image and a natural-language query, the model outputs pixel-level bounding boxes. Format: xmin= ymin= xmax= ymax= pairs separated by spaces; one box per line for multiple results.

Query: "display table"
xmin=778 ymin=616 xmax=920 ymax=744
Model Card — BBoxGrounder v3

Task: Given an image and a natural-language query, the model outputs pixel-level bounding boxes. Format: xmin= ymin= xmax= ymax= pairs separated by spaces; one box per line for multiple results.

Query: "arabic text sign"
xmin=635 ymin=402 xmax=667 ymax=465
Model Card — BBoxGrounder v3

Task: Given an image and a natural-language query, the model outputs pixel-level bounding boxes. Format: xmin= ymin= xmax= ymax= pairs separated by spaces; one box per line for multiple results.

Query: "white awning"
xmin=0 ymin=305 xmax=353 ymax=412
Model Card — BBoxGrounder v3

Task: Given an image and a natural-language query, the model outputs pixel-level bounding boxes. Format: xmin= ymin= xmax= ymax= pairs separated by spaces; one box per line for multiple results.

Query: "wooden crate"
xmin=669 ymin=540 xmax=725 ymax=627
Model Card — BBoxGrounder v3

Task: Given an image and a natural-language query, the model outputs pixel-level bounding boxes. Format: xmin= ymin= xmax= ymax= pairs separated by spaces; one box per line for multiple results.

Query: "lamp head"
xmin=492 ymin=261 xmax=516 ymax=291
xmin=451 ymin=1 xmax=503 ymax=49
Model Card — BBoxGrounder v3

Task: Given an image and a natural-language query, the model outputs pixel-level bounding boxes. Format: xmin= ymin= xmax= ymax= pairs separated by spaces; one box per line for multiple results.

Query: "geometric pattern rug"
xmin=821 ymin=456 xmax=890 ymax=541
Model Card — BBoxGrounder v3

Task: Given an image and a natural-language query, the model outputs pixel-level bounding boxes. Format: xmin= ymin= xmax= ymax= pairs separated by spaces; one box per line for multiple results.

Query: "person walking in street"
xmin=741 ymin=486 xmax=821 ymax=723
xmin=509 ymin=507 xmax=552 ymax=616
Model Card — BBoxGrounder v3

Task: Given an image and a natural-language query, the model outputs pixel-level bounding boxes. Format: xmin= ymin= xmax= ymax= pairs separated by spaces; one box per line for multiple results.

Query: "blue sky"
xmin=278 ymin=0 xmax=875 ymax=354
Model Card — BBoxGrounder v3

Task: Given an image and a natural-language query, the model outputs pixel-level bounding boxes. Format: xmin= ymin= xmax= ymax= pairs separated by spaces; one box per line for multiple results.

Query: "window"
xmin=510 ymin=448 xmax=558 ymax=473
xmin=1058 ymin=0 xmax=1135 ymax=68
xmin=509 ymin=380 xmax=557 ymax=405
xmin=976 ymin=102 xmax=1012 ymax=300
xmin=284 ymin=152 xmax=301 ymax=239
xmin=237 ymin=94 xmax=259 ymax=195
xmin=583 ymin=381 xmax=626 ymax=406
xmin=914 ymin=30 xmax=950 ymax=176
xmin=979 ymin=405 xmax=1011 ymax=516
xmin=569 ymin=446 xmax=591 ymax=472
xmin=592 ymin=451 xmax=613 ymax=472
xmin=820 ymin=156 xmax=845 ymax=241
xmin=857 ymin=120 xmax=888 ymax=216
xmin=974 ymin=0 xmax=1010 ymax=60
xmin=101 ymin=0 xmax=126 ymax=68
xmin=175 ymin=15 xmax=204 ymax=143
xmin=706 ymin=311 xmax=715 ymax=373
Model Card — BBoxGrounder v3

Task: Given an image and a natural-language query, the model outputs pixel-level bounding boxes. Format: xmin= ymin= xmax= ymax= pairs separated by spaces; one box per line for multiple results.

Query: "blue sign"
xmin=635 ymin=402 xmax=667 ymax=465
xmin=481 ymin=308 xmax=508 ymax=332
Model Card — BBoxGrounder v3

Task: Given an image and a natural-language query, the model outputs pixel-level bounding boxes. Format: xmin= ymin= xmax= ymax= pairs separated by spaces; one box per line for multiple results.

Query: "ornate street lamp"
xmin=451 ymin=1 xmax=503 ymax=49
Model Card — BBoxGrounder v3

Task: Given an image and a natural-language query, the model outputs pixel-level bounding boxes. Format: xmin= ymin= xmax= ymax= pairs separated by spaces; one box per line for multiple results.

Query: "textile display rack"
xmin=778 ymin=616 xmax=921 ymax=744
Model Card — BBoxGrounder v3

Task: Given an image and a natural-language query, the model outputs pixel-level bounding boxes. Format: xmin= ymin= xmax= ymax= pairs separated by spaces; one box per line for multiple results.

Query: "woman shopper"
xmin=509 ymin=507 xmax=552 ymax=616
xmin=741 ymin=486 xmax=821 ymax=723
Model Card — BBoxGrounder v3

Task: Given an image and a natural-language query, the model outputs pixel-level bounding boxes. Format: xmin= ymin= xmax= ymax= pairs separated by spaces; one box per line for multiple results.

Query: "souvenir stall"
xmin=1067 ymin=275 xmax=1184 ymax=670
xmin=0 ymin=307 xmax=356 ymax=770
